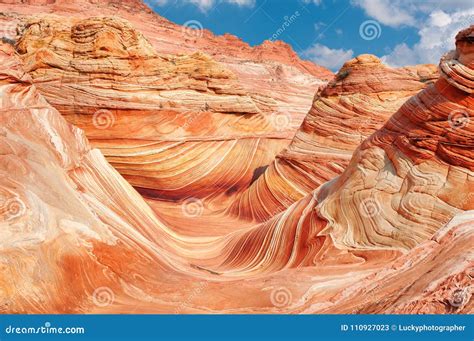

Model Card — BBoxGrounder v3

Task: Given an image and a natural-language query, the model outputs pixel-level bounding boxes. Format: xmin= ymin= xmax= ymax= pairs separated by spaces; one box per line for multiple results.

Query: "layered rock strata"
xmin=0 ymin=2 xmax=472 ymax=316
xmin=229 ymin=55 xmax=438 ymax=221
xmin=14 ymin=16 xmax=296 ymax=203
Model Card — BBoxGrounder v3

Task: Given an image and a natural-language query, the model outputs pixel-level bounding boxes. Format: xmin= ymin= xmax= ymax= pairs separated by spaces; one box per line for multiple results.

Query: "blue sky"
xmin=144 ymin=0 xmax=474 ymax=71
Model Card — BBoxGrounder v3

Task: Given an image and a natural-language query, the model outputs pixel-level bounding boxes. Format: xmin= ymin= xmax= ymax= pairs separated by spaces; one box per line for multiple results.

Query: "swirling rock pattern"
xmin=0 ymin=3 xmax=472 ymax=315
xmin=173 ymin=26 xmax=473 ymax=300
xmin=0 ymin=43 xmax=170 ymax=313
xmin=308 ymin=211 xmax=474 ymax=314
xmin=316 ymin=27 xmax=473 ymax=252
xmin=229 ymin=55 xmax=438 ymax=221
xmin=14 ymin=16 xmax=296 ymax=204
xmin=5 ymin=12 xmax=331 ymax=210
xmin=0 ymin=0 xmax=330 ymax=205
xmin=0 ymin=43 xmax=355 ymax=313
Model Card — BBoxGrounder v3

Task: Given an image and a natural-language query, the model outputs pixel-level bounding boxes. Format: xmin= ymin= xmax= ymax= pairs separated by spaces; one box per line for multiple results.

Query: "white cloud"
xmin=352 ymin=0 xmax=416 ymax=27
xmin=187 ymin=0 xmax=214 ymax=10
xmin=147 ymin=0 xmax=255 ymax=11
xmin=303 ymin=0 xmax=323 ymax=5
xmin=352 ymin=0 xmax=474 ymax=27
xmin=382 ymin=9 xmax=474 ymax=67
xmin=303 ymin=43 xmax=354 ymax=71
xmin=225 ymin=0 xmax=255 ymax=6
xmin=381 ymin=43 xmax=418 ymax=66
xmin=413 ymin=0 xmax=474 ymax=13
xmin=351 ymin=1 xmax=474 ymax=67
xmin=429 ymin=10 xmax=452 ymax=27
xmin=314 ymin=21 xmax=326 ymax=31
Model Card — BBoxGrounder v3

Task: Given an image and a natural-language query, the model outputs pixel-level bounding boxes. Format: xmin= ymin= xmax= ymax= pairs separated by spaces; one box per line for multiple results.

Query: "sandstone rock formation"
xmin=0 ymin=42 xmax=175 ymax=313
xmin=214 ymin=27 xmax=471 ymax=274
xmin=316 ymin=27 xmax=473 ymax=251
xmin=12 ymin=15 xmax=296 ymax=204
xmin=311 ymin=210 xmax=474 ymax=314
xmin=0 ymin=0 xmax=333 ymax=208
xmin=174 ymin=26 xmax=473 ymax=312
xmin=0 ymin=1 xmax=472 ymax=316
xmin=0 ymin=0 xmax=330 ymax=132
xmin=1 ymin=42 xmax=367 ymax=314
xmin=0 ymin=0 xmax=333 ymax=77
xmin=229 ymin=55 xmax=438 ymax=221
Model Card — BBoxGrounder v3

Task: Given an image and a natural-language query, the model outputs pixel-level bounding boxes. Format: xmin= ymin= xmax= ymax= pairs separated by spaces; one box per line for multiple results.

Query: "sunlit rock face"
xmin=0 ymin=0 xmax=331 ymax=205
xmin=12 ymin=15 xmax=291 ymax=204
xmin=316 ymin=26 xmax=474 ymax=251
xmin=173 ymin=27 xmax=473 ymax=312
xmin=0 ymin=43 xmax=368 ymax=314
xmin=0 ymin=43 xmax=180 ymax=313
xmin=312 ymin=210 xmax=474 ymax=314
xmin=0 ymin=0 xmax=472 ymax=315
xmin=229 ymin=55 xmax=438 ymax=222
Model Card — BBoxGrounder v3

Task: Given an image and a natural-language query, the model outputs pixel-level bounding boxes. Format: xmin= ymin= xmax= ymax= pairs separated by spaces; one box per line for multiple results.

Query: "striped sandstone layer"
xmin=15 ymin=15 xmax=296 ymax=205
xmin=1 ymin=25 xmax=473 ymax=314
xmin=229 ymin=55 xmax=438 ymax=221
xmin=0 ymin=3 xmax=472 ymax=315
xmin=0 ymin=1 xmax=331 ymax=206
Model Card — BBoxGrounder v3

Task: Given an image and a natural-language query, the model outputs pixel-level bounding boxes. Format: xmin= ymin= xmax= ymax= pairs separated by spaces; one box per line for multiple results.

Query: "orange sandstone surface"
xmin=0 ymin=0 xmax=472 ymax=314
xmin=0 ymin=10 xmax=330 ymax=211
xmin=229 ymin=55 xmax=438 ymax=221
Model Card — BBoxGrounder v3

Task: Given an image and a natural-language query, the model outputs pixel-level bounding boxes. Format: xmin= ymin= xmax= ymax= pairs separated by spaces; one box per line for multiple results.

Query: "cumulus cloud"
xmin=412 ymin=0 xmax=474 ymax=13
xmin=188 ymin=0 xmax=215 ymax=10
xmin=351 ymin=1 xmax=474 ymax=67
xmin=147 ymin=0 xmax=255 ymax=11
xmin=352 ymin=0 xmax=474 ymax=27
xmin=303 ymin=43 xmax=354 ymax=71
xmin=351 ymin=0 xmax=416 ymax=27
xmin=382 ymin=9 xmax=474 ymax=67
xmin=303 ymin=0 xmax=323 ymax=5
xmin=225 ymin=0 xmax=255 ymax=6
xmin=429 ymin=10 xmax=452 ymax=27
